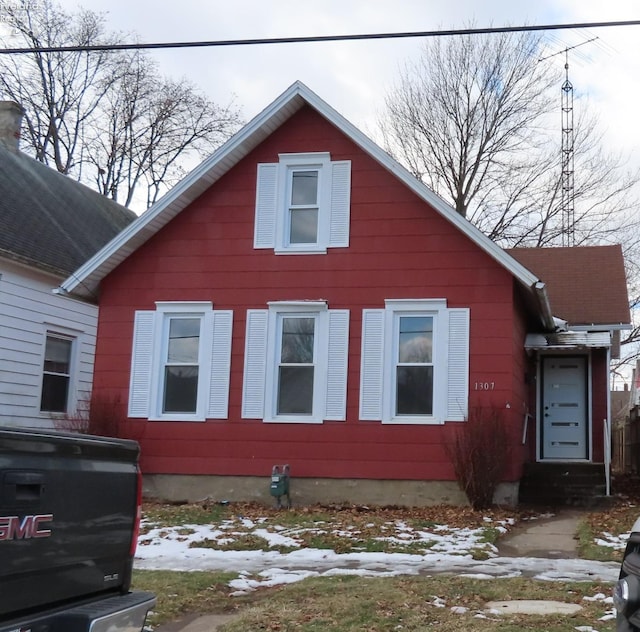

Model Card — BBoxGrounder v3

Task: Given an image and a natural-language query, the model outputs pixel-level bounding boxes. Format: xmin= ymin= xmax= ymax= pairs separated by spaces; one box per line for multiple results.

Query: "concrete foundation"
xmin=143 ymin=474 xmax=519 ymax=508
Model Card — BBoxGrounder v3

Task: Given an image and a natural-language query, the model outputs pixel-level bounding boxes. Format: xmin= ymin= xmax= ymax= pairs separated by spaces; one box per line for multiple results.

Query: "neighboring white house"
xmin=0 ymin=101 xmax=135 ymax=429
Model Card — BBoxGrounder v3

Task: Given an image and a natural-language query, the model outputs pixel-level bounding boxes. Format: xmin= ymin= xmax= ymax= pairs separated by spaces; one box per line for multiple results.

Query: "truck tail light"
xmin=130 ymin=466 xmax=143 ymax=558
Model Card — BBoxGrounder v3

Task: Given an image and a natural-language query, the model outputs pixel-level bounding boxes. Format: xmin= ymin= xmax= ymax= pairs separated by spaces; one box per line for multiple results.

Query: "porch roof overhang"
xmin=525 ymin=331 xmax=611 ymax=352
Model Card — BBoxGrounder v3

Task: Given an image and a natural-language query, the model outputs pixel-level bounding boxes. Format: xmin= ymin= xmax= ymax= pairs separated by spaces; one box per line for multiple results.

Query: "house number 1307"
xmin=474 ymin=382 xmax=495 ymax=390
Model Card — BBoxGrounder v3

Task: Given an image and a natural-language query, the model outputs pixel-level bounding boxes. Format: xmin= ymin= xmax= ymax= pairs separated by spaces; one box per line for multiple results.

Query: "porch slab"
xmin=486 ymin=600 xmax=583 ymax=615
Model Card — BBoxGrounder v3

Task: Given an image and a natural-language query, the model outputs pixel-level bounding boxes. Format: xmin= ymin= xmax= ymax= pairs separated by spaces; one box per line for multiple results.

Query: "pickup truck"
xmin=615 ymin=516 xmax=640 ymax=631
xmin=0 ymin=426 xmax=155 ymax=632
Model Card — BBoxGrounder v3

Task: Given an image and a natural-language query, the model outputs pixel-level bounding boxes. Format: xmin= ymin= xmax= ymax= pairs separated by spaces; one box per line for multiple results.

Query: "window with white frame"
xmin=254 ymin=152 xmax=351 ymax=254
xmin=40 ymin=334 xmax=74 ymax=413
xmin=360 ymin=300 xmax=469 ymax=424
xmin=128 ymin=302 xmax=233 ymax=421
xmin=242 ymin=302 xmax=349 ymax=423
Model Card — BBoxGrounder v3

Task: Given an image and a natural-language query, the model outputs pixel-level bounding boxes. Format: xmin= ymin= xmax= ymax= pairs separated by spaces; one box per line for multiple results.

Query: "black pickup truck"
xmin=615 ymin=516 xmax=640 ymax=631
xmin=0 ymin=427 xmax=155 ymax=632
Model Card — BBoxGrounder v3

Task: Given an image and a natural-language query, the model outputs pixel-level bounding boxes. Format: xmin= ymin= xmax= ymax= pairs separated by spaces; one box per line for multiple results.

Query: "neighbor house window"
xmin=128 ymin=302 xmax=233 ymax=421
xmin=40 ymin=335 xmax=73 ymax=413
xmin=242 ymin=302 xmax=349 ymax=423
xmin=254 ymin=152 xmax=351 ymax=254
xmin=360 ymin=300 xmax=469 ymax=424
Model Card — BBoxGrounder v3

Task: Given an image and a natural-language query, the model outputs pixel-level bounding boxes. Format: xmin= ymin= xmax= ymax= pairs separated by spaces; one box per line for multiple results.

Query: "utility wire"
xmin=1 ymin=20 xmax=640 ymax=54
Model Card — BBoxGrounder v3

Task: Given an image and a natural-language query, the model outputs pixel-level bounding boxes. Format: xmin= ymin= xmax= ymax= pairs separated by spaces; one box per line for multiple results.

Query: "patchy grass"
xmin=135 ymin=499 xmax=633 ymax=629
xmin=133 ymin=569 xmax=243 ymax=628
xmin=577 ymin=501 xmax=639 ymax=562
xmin=133 ymin=572 xmax=615 ymax=631
xmin=141 ymin=501 xmax=517 ymax=560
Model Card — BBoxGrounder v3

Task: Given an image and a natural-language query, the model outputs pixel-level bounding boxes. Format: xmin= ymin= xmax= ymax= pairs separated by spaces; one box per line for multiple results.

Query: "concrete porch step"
xmin=518 ymin=462 xmax=609 ymax=507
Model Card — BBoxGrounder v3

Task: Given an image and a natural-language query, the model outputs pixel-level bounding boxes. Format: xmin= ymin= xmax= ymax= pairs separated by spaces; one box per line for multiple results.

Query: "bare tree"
xmin=0 ymin=0 xmax=241 ymax=208
xmin=0 ymin=0 xmax=120 ymax=174
xmin=84 ymin=51 xmax=242 ymax=207
xmin=381 ymin=30 xmax=560 ymax=220
xmin=380 ymin=28 xmax=640 ymax=369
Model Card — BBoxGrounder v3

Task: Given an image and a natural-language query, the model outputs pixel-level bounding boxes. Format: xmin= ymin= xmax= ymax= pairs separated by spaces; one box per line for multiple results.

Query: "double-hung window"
xmin=242 ymin=302 xmax=349 ymax=423
xmin=254 ymin=152 xmax=351 ymax=254
xmin=161 ymin=316 xmax=201 ymax=414
xmin=40 ymin=334 xmax=74 ymax=413
xmin=128 ymin=302 xmax=233 ymax=421
xmin=395 ymin=315 xmax=434 ymax=416
xmin=360 ymin=299 xmax=469 ymax=424
xmin=277 ymin=315 xmax=316 ymax=415
xmin=288 ymin=169 xmax=320 ymax=246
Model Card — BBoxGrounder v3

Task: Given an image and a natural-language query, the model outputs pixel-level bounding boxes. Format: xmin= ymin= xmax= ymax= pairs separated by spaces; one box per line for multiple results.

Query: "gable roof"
xmin=507 ymin=245 xmax=630 ymax=327
xmin=0 ymin=143 xmax=136 ymax=279
xmin=59 ymin=81 xmax=554 ymax=326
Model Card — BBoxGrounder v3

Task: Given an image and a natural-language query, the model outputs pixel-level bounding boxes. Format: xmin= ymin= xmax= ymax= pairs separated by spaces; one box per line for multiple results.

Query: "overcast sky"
xmin=48 ymin=0 xmax=640 ymax=162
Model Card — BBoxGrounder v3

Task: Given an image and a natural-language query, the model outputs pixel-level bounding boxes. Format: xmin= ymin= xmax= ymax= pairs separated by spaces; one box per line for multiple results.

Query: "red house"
xmin=61 ymin=82 xmax=631 ymax=507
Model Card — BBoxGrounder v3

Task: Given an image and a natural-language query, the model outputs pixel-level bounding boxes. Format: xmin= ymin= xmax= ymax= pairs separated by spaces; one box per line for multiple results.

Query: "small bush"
xmin=446 ymin=406 xmax=510 ymax=510
xmin=53 ymin=392 xmax=133 ymax=438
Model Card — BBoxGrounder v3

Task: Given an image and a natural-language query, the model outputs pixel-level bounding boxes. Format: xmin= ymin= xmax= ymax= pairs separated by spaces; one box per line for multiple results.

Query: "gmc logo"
xmin=0 ymin=514 xmax=53 ymax=540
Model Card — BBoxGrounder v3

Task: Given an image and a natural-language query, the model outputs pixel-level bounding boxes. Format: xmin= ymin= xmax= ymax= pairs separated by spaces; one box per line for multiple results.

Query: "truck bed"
xmin=0 ymin=427 xmax=145 ymax=621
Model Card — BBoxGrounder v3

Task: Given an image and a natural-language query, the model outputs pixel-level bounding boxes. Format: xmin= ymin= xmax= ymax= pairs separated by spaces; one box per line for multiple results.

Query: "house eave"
xmin=59 ymin=81 xmax=549 ymax=309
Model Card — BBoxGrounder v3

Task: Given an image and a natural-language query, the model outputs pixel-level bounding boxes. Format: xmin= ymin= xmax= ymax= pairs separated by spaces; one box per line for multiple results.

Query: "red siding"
xmin=95 ymin=105 xmax=525 ymax=481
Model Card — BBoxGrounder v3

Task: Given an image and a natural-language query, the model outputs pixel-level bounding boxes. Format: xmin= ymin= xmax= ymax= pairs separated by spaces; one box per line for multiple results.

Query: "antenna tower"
xmin=540 ymin=37 xmax=597 ymax=246
xmin=561 ymin=50 xmax=575 ymax=246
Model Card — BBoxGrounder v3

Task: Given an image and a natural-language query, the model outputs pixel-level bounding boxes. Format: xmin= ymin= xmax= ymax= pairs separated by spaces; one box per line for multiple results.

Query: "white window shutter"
xmin=254 ymin=163 xmax=278 ymax=248
xmin=128 ymin=311 xmax=155 ymax=418
xmin=446 ymin=308 xmax=470 ymax=421
xmin=206 ymin=310 xmax=233 ymax=419
xmin=242 ymin=310 xmax=268 ymax=418
xmin=359 ymin=309 xmax=385 ymax=420
xmin=328 ymin=160 xmax=351 ymax=248
xmin=325 ymin=309 xmax=349 ymax=420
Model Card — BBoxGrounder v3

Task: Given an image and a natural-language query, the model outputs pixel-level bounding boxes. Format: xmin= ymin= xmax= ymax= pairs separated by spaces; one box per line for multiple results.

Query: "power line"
xmin=1 ymin=20 xmax=640 ymax=54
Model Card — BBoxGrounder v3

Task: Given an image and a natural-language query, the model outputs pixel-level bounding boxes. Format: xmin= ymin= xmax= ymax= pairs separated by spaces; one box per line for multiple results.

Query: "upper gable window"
xmin=254 ymin=152 xmax=351 ymax=254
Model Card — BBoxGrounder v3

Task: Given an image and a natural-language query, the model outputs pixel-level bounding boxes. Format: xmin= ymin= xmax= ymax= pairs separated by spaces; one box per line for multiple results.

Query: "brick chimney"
xmin=0 ymin=101 xmax=24 ymax=152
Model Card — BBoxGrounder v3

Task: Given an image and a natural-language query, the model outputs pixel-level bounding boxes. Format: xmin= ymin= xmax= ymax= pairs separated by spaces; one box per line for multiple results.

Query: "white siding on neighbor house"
xmin=0 ymin=259 xmax=98 ymax=429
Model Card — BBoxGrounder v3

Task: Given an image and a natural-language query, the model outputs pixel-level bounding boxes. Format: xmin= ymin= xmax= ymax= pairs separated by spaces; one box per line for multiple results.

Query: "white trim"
xmin=360 ymin=299 xmax=469 ymax=425
xmin=149 ymin=310 xmax=209 ymax=422
xmin=383 ymin=303 xmax=444 ymax=425
xmin=128 ymin=302 xmax=232 ymax=421
xmin=264 ymin=309 xmax=325 ymax=423
xmin=255 ymin=152 xmax=350 ymax=255
xmin=39 ymin=330 xmax=78 ymax=416
xmin=567 ymin=324 xmax=632 ymax=331
xmin=241 ymin=310 xmax=269 ymax=419
xmin=242 ymin=302 xmax=348 ymax=423
xmin=535 ymin=352 xmax=593 ymax=462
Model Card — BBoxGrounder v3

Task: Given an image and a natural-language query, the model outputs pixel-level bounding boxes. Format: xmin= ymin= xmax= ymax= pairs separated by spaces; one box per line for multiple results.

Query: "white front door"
xmin=541 ymin=356 xmax=588 ymax=460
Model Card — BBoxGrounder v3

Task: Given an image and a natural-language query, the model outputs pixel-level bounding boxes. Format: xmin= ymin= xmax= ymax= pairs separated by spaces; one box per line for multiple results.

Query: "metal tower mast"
xmin=561 ymin=50 xmax=575 ymax=246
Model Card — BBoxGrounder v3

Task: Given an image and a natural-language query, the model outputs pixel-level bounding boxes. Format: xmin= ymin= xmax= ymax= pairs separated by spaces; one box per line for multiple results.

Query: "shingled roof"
xmin=0 ymin=143 xmax=135 ymax=279
xmin=507 ymin=245 xmax=630 ymax=327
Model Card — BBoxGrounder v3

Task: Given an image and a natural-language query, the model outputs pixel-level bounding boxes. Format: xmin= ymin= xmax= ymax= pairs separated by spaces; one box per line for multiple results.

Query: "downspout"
xmin=533 ymin=281 xmax=556 ymax=331
xmin=605 ymin=345 xmax=612 ymax=496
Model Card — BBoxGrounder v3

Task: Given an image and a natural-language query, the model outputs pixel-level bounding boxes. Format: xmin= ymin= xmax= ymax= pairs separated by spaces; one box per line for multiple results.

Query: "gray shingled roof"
xmin=0 ymin=144 xmax=135 ymax=279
